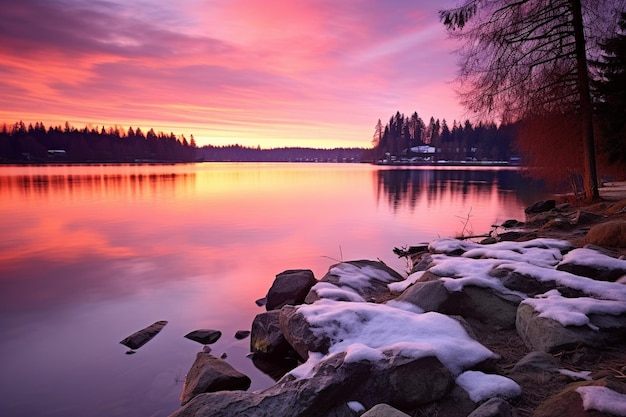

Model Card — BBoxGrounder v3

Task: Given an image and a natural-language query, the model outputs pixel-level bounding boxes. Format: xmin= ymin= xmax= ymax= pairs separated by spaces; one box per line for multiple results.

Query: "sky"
xmin=0 ymin=0 xmax=467 ymax=149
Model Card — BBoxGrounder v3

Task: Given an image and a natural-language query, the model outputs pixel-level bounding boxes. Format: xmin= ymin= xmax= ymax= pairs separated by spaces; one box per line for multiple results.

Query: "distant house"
xmin=48 ymin=150 xmax=67 ymax=159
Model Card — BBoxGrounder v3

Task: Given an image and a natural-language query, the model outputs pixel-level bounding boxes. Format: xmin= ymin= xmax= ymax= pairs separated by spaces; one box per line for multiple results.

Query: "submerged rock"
xmin=119 ymin=320 xmax=168 ymax=350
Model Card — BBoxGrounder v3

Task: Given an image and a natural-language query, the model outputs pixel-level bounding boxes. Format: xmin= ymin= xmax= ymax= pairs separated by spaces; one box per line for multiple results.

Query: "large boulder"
xmin=250 ymin=310 xmax=292 ymax=357
xmin=393 ymin=279 xmax=521 ymax=330
xmin=170 ymin=350 xmax=453 ymax=417
xmin=278 ymin=305 xmax=330 ymax=360
xmin=305 ymin=260 xmax=404 ymax=304
xmin=179 ymin=353 xmax=251 ymax=405
xmin=266 ymin=269 xmax=317 ymax=311
xmin=556 ymin=247 xmax=626 ymax=282
xmin=516 ymin=301 xmax=626 ymax=352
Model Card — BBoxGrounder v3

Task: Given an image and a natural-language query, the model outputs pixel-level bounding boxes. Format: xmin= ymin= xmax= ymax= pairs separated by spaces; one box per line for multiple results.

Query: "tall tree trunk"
xmin=571 ymin=0 xmax=599 ymax=199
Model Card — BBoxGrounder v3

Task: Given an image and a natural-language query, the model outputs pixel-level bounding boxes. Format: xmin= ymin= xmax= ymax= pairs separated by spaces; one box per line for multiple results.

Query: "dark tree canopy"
xmin=440 ymin=0 xmax=624 ymax=198
xmin=592 ymin=12 xmax=626 ymax=166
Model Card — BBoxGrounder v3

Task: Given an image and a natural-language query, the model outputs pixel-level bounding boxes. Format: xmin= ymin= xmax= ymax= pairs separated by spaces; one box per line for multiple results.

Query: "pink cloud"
xmin=0 ymin=0 xmax=467 ymax=148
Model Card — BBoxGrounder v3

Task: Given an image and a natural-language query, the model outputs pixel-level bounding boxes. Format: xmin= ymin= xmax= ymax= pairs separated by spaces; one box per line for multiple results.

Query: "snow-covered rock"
xmin=305 ymin=260 xmax=404 ymax=303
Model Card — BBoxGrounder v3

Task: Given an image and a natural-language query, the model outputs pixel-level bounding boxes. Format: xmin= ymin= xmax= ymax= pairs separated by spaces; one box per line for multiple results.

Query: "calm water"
xmin=0 ymin=163 xmax=545 ymax=417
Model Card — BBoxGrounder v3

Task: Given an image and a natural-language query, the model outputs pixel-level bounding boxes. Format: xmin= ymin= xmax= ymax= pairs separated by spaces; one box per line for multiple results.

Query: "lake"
xmin=0 ymin=162 xmax=545 ymax=417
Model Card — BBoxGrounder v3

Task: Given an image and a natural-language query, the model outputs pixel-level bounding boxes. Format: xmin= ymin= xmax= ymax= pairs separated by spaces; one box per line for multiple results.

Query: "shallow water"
xmin=0 ymin=162 xmax=544 ymax=417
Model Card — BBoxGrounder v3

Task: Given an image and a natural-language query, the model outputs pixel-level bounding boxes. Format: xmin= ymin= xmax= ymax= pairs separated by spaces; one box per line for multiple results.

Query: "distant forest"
xmin=0 ymin=118 xmax=519 ymax=164
xmin=0 ymin=121 xmax=367 ymax=163
xmin=365 ymin=112 xmax=519 ymax=163
xmin=0 ymin=121 xmax=197 ymax=163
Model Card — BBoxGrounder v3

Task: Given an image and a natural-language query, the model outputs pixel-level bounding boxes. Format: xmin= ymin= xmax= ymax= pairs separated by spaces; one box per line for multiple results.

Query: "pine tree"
xmin=592 ymin=12 xmax=626 ymax=165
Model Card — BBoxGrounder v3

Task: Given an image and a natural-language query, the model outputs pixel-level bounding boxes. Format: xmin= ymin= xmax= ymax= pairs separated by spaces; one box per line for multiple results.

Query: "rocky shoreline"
xmin=168 ymin=198 xmax=626 ymax=417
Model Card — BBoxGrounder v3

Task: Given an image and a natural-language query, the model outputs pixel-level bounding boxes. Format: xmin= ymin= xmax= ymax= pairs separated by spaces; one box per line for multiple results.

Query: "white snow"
xmin=309 ymin=282 xmax=366 ymax=302
xmin=430 ymin=257 xmax=524 ymax=297
xmin=309 ymin=261 xmax=403 ymax=302
xmin=501 ymin=262 xmax=626 ymax=301
xmin=456 ymin=371 xmax=522 ymax=402
xmin=282 ymin=237 xmax=626 ymax=404
xmin=463 ymin=245 xmax=563 ymax=268
xmin=429 ymin=238 xmax=481 ymax=254
xmin=346 ymin=401 xmax=365 ymax=413
xmin=329 ymin=262 xmax=401 ymax=287
xmin=388 ymin=270 xmax=424 ymax=294
xmin=576 ymin=386 xmax=626 ymax=416
xmin=559 ymin=247 xmax=626 ymax=270
xmin=558 ymin=369 xmax=592 ymax=381
xmin=290 ymin=299 xmax=497 ymax=377
xmin=522 ymin=289 xmax=626 ymax=329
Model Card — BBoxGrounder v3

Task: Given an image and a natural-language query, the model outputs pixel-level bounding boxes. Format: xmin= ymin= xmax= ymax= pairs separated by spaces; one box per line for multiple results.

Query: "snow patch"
xmin=521 ymin=289 xmax=626 ymax=328
xmin=456 ymin=370 xmax=521 ymax=402
xmin=292 ymin=300 xmax=497 ymax=377
xmin=576 ymin=386 xmax=626 ymax=416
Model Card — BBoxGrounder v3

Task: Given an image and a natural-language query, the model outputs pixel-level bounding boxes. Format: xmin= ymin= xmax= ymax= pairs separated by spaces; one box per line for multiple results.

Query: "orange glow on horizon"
xmin=0 ymin=0 xmax=467 ymax=149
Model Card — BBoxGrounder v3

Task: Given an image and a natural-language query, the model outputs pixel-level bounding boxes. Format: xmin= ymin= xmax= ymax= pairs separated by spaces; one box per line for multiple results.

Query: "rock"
xmin=492 ymin=267 xmax=560 ymax=297
xmin=507 ymin=351 xmax=569 ymax=390
xmin=516 ymin=303 xmax=626 ymax=352
xmin=251 ymin=354 xmax=300 ymax=381
xmin=556 ymin=247 xmax=626 ymax=281
xmin=266 ymin=269 xmax=317 ymax=311
xmin=467 ymin=397 xmax=512 ymax=417
xmin=279 ymin=305 xmax=330 ymax=360
xmin=509 ymin=351 xmax=560 ymax=374
xmin=184 ymin=329 xmax=222 ymax=345
xmin=414 ymin=384 xmax=475 ymax=417
xmin=539 ymin=218 xmax=572 ymax=231
xmin=572 ymin=210 xmax=606 ymax=225
xmin=120 ymin=320 xmax=168 ymax=350
xmin=393 ymin=279 xmax=521 ymax=330
xmin=234 ymin=330 xmax=250 ymax=340
xmin=250 ymin=310 xmax=292 ymax=357
xmin=586 ymin=220 xmax=626 ymax=248
xmin=170 ymin=350 xmax=453 ymax=417
xmin=179 ymin=352 xmax=251 ymax=405
xmin=533 ymin=377 xmax=626 ymax=417
xmin=497 ymin=231 xmax=524 ymax=241
xmin=393 ymin=280 xmax=450 ymax=312
xmin=305 ymin=260 xmax=404 ymax=304
xmin=501 ymin=219 xmax=523 ymax=229
xmin=525 ymin=200 xmax=556 ymax=214
xmin=362 ymin=403 xmax=411 ymax=417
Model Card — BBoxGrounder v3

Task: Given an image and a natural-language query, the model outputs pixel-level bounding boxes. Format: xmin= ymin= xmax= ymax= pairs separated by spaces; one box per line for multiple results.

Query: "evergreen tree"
xmin=592 ymin=12 xmax=626 ymax=165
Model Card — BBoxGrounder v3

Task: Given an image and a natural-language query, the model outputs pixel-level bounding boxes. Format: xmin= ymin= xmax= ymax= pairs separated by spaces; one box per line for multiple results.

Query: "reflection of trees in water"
xmin=0 ymin=171 xmax=196 ymax=201
xmin=375 ymin=168 xmax=544 ymax=212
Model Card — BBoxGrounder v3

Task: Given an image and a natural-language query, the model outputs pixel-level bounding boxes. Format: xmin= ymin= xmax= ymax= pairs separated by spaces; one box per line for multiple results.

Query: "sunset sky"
xmin=0 ymin=0 xmax=468 ymax=148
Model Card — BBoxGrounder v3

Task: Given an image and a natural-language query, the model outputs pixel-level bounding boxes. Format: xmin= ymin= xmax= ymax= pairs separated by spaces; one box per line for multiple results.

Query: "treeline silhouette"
xmin=197 ymin=145 xmax=365 ymax=162
xmin=366 ymin=112 xmax=519 ymax=163
xmin=0 ymin=121 xmax=196 ymax=163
